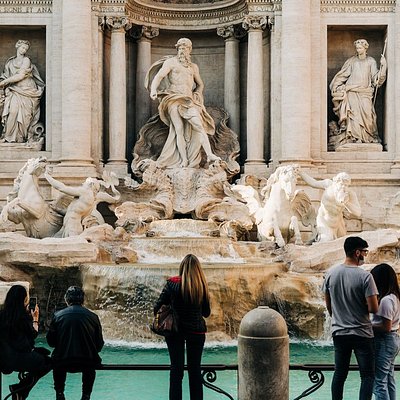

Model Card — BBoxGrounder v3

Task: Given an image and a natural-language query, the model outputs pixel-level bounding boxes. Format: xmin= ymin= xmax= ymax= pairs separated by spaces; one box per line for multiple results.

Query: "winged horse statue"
xmin=0 ymin=156 xmax=64 ymax=238
xmin=232 ymin=165 xmax=316 ymax=247
xmin=0 ymin=157 xmax=121 ymax=239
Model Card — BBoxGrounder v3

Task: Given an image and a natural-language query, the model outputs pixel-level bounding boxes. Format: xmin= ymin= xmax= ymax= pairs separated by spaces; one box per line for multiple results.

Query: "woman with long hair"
xmin=154 ymin=254 xmax=211 ymax=400
xmin=370 ymin=263 xmax=400 ymax=400
xmin=0 ymin=285 xmax=51 ymax=400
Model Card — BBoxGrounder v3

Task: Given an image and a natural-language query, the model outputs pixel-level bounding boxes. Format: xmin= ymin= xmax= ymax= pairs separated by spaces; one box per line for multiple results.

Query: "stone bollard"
xmin=238 ymin=306 xmax=289 ymax=400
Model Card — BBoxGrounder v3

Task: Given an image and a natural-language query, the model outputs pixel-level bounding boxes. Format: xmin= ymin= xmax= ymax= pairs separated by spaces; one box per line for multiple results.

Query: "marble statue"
xmin=232 ymin=165 xmax=315 ymax=247
xmin=0 ymin=157 xmax=63 ymax=238
xmin=299 ymin=170 xmax=361 ymax=242
xmin=0 ymin=40 xmax=45 ymax=144
xmin=145 ymin=37 xmax=220 ymax=168
xmin=114 ymin=159 xmax=174 ymax=234
xmin=194 ymin=159 xmax=253 ymax=239
xmin=329 ymin=38 xmax=386 ymax=148
xmin=44 ymin=169 xmax=121 ymax=238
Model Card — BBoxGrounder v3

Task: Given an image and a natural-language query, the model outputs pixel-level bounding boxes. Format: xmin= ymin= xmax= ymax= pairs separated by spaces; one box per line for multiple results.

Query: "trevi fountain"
xmin=1 ymin=0 xmax=400 ymax=350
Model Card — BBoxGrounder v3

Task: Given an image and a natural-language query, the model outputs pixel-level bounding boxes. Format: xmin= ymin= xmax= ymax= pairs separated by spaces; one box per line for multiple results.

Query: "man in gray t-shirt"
xmin=322 ymin=236 xmax=378 ymax=400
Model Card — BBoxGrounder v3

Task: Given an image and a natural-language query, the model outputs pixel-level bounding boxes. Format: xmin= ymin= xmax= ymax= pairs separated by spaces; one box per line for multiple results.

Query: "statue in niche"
xmin=44 ymin=169 xmax=121 ymax=238
xmin=298 ymin=170 xmax=361 ymax=242
xmin=329 ymin=39 xmax=386 ymax=149
xmin=232 ymin=165 xmax=316 ymax=247
xmin=0 ymin=40 xmax=45 ymax=145
xmin=145 ymin=37 xmax=220 ymax=168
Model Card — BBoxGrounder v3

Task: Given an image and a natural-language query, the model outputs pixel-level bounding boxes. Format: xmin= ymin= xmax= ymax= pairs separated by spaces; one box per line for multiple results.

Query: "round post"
xmin=238 ymin=306 xmax=289 ymax=400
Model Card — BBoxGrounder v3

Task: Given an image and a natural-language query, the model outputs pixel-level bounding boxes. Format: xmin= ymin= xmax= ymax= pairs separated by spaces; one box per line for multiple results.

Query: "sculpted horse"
xmin=232 ymin=165 xmax=316 ymax=247
xmin=0 ymin=157 xmax=64 ymax=238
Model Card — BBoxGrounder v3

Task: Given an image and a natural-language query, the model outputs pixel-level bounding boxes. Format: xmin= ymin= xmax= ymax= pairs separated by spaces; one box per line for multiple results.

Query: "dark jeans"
xmin=165 ymin=332 xmax=206 ymax=400
xmin=332 ymin=334 xmax=375 ymax=400
xmin=53 ymin=366 xmax=96 ymax=396
xmin=3 ymin=346 xmax=51 ymax=399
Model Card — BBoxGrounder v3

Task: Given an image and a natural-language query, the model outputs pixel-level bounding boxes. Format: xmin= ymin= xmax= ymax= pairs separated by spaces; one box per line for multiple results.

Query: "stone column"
xmin=105 ymin=17 xmax=132 ymax=177
xmin=60 ymin=0 xmax=94 ymax=170
xmin=91 ymin=16 xmax=105 ymax=168
xmin=217 ymin=25 xmax=244 ymax=137
xmin=392 ymin=4 xmax=400 ymax=175
xmin=280 ymin=0 xmax=311 ymax=163
xmin=269 ymin=13 xmax=282 ymax=169
xmin=243 ymin=16 xmax=268 ymax=175
xmin=131 ymin=26 xmax=159 ymax=135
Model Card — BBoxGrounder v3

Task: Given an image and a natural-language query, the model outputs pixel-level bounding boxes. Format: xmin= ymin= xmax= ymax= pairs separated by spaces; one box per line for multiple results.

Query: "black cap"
xmin=65 ymin=286 xmax=84 ymax=305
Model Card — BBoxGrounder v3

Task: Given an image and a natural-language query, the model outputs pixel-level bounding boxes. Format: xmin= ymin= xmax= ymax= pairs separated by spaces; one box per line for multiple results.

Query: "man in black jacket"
xmin=46 ymin=286 xmax=104 ymax=400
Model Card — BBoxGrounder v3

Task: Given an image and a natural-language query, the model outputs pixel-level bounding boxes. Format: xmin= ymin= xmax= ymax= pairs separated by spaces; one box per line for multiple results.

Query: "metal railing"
xmin=1 ymin=363 xmax=400 ymax=400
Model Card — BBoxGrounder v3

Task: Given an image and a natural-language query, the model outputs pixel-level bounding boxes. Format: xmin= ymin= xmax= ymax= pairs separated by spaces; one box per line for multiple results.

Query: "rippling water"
xmin=2 ymin=338 xmax=399 ymax=399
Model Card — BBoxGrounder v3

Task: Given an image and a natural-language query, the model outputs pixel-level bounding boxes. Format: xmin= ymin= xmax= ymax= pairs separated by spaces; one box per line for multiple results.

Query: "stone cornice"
xmin=125 ymin=0 xmax=249 ymax=30
xmin=321 ymin=0 xmax=395 ymax=13
xmin=92 ymin=0 xmax=279 ymax=30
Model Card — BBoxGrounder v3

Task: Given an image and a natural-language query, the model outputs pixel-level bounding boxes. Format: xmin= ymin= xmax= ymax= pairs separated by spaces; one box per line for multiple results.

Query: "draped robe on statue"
xmin=0 ymin=56 xmax=45 ymax=143
xmin=330 ymin=55 xmax=384 ymax=144
xmin=145 ymin=56 xmax=215 ymax=168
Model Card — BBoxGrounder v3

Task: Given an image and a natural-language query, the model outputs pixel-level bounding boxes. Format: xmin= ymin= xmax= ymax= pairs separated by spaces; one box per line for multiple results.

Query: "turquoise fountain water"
xmin=3 ymin=339 xmax=398 ymax=400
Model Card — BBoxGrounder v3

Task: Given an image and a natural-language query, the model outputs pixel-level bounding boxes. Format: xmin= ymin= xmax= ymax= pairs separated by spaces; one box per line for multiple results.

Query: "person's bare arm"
xmin=367 ymin=294 xmax=379 ymax=314
xmin=325 ymin=292 xmax=332 ymax=316
xmin=373 ymin=316 xmax=392 ymax=333
xmin=150 ymin=60 xmax=172 ymax=100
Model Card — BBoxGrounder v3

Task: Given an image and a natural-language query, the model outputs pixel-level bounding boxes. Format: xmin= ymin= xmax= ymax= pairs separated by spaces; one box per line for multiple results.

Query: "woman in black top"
xmin=0 ymin=285 xmax=51 ymax=400
xmin=154 ymin=254 xmax=211 ymax=400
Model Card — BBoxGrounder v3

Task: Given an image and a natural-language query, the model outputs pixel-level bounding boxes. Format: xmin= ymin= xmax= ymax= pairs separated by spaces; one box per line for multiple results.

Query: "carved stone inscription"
xmin=0 ymin=6 xmax=52 ymax=13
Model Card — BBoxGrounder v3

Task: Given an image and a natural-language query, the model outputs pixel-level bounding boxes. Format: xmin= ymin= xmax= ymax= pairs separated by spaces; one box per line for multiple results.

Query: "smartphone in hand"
xmin=29 ymin=297 xmax=37 ymax=311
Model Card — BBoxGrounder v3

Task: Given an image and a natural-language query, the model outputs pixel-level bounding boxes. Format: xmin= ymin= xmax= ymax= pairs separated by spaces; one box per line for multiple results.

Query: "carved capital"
xmin=98 ymin=16 xmax=106 ymax=31
xmin=242 ymin=15 xmax=270 ymax=31
xmin=130 ymin=25 xmax=160 ymax=41
xmin=106 ymin=16 xmax=132 ymax=33
xmin=217 ymin=25 xmax=246 ymax=41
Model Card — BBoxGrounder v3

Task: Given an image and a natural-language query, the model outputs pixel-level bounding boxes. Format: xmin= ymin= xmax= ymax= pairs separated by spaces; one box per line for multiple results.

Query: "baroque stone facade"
xmin=2 ymin=0 xmax=400 ymax=341
xmin=0 ymin=0 xmax=399 ymax=234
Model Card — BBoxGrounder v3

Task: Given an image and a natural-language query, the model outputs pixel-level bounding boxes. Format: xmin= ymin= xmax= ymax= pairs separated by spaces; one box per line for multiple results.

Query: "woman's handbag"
xmin=151 ymin=304 xmax=178 ymax=337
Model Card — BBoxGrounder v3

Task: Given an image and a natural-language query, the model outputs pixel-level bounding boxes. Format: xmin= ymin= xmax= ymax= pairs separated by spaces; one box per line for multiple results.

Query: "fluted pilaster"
xmin=131 ymin=26 xmax=159 ymax=135
xmin=106 ymin=17 xmax=132 ymax=176
xmin=217 ymin=25 xmax=245 ymax=138
xmin=60 ymin=0 xmax=93 ymax=166
xmin=280 ymin=0 xmax=311 ymax=163
xmin=243 ymin=15 xmax=269 ymax=173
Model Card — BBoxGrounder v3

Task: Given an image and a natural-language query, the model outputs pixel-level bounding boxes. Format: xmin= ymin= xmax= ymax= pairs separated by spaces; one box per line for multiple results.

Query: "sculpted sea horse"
xmin=0 ymin=156 xmax=63 ymax=238
xmin=232 ymin=165 xmax=316 ymax=247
